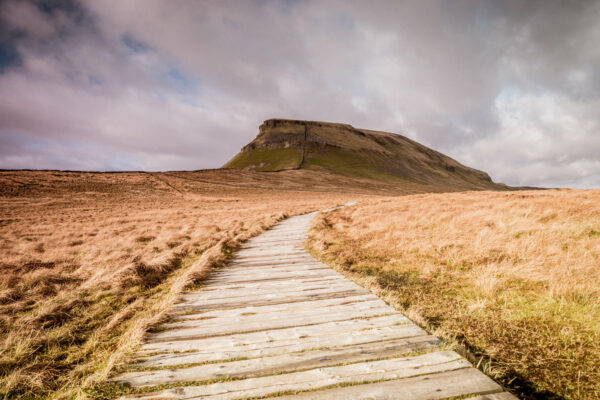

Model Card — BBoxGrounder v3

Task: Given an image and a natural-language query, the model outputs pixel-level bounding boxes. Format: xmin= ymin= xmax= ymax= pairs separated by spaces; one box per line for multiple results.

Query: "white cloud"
xmin=463 ymin=89 xmax=600 ymax=187
xmin=0 ymin=0 xmax=599 ymax=187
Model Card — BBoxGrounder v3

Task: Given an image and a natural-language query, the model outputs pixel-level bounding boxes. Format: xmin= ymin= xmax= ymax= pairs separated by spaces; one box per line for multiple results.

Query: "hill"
xmin=224 ymin=119 xmax=506 ymax=191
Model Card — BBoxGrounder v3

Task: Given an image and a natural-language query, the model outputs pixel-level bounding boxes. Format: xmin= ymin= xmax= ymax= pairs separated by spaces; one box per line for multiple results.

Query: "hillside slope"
xmin=224 ymin=119 xmax=505 ymax=190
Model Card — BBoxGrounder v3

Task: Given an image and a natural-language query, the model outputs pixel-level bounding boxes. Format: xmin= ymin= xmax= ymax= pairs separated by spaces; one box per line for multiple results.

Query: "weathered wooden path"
xmin=114 ymin=212 xmax=516 ymax=399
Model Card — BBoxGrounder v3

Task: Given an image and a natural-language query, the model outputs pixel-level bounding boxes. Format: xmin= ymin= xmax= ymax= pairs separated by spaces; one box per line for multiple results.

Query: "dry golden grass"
xmin=308 ymin=189 xmax=600 ymax=400
xmin=5 ymin=169 xmax=595 ymax=399
xmin=0 ymin=170 xmax=353 ymax=399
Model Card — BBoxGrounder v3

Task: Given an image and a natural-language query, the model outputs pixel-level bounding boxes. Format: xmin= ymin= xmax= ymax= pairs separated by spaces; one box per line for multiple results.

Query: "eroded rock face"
xmin=244 ymin=119 xmax=360 ymax=152
xmin=243 ymin=120 xmax=304 ymax=152
xmin=260 ymin=119 xmax=354 ymax=131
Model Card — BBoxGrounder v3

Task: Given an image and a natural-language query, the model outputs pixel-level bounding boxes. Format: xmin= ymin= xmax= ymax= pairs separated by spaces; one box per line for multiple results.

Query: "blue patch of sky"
xmin=31 ymin=137 xmax=132 ymax=171
xmin=3 ymin=135 xmax=50 ymax=153
xmin=166 ymin=68 xmax=198 ymax=94
xmin=122 ymin=34 xmax=150 ymax=53
xmin=37 ymin=0 xmax=76 ymax=15
xmin=0 ymin=41 xmax=20 ymax=72
xmin=121 ymin=34 xmax=200 ymax=99
xmin=474 ymin=7 xmax=490 ymax=30
xmin=332 ymin=14 xmax=355 ymax=31
xmin=274 ymin=0 xmax=305 ymax=15
xmin=495 ymin=86 xmax=522 ymax=102
xmin=37 ymin=0 xmax=86 ymax=25
xmin=88 ymin=75 xmax=102 ymax=86
xmin=104 ymin=153 xmax=135 ymax=171
xmin=347 ymin=84 xmax=367 ymax=97
xmin=28 ymin=141 xmax=47 ymax=150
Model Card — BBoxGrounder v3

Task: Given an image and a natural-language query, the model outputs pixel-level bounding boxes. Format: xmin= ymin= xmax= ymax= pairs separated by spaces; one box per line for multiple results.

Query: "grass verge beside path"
xmin=0 ymin=171 xmax=352 ymax=399
xmin=3 ymin=211 xmax=288 ymax=400
xmin=307 ymin=189 xmax=600 ymax=400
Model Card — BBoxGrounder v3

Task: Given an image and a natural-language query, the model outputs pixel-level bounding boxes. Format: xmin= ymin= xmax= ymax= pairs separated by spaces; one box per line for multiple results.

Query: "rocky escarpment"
xmin=242 ymin=119 xmax=355 ymax=152
xmin=225 ymin=118 xmax=503 ymax=190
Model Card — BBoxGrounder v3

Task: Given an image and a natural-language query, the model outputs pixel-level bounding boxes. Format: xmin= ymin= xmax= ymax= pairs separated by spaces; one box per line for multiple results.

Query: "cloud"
xmin=0 ymin=0 xmax=598 ymax=187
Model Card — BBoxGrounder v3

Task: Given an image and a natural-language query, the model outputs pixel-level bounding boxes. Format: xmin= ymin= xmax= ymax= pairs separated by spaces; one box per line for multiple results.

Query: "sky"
xmin=0 ymin=0 xmax=599 ymax=188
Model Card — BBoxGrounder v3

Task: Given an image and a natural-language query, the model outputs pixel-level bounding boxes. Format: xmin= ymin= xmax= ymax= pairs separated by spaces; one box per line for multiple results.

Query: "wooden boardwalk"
xmin=114 ymin=212 xmax=516 ymax=399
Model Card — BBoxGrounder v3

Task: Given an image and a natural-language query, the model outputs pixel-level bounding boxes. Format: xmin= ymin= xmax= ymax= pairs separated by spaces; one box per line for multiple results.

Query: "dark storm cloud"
xmin=0 ymin=0 xmax=598 ymax=187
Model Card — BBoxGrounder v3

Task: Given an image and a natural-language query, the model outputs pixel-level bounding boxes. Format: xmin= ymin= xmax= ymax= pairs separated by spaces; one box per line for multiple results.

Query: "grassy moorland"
xmin=0 ymin=170 xmax=354 ymax=399
xmin=4 ymin=167 xmax=597 ymax=399
xmin=308 ymin=189 xmax=600 ymax=399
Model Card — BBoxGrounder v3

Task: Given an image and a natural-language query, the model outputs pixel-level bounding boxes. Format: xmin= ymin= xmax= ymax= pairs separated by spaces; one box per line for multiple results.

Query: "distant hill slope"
xmin=224 ymin=119 xmax=506 ymax=190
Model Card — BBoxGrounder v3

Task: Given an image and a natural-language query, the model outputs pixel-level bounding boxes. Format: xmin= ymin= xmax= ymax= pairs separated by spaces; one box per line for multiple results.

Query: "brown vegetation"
xmin=3 ymin=168 xmax=595 ymax=400
xmin=308 ymin=189 xmax=600 ymax=400
xmin=0 ymin=170 xmax=353 ymax=399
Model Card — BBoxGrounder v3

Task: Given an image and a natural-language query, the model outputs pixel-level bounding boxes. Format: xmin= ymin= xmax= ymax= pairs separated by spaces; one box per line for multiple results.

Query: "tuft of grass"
xmin=511 ymin=230 xmax=537 ymax=239
xmin=135 ymin=235 xmax=155 ymax=243
xmin=586 ymin=228 xmax=600 ymax=238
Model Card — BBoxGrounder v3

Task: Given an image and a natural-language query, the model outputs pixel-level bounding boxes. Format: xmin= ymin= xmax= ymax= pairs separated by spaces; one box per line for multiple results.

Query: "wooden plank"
xmin=215 ymin=262 xmax=328 ymax=272
xmin=184 ymin=281 xmax=363 ymax=300
xmin=185 ymin=280 xmax=361 ymax=299
xmin=173 ymin=289 xmax=369 ymax=311
xmin=231 ymin=253 xmax=314 ymax=260
xmin=239 ymin=242 xmax=304 ymax=246
xmin=137 ymin=314 xmax=411 ymax=354
xmin=242 ymin=237 xmax=305 ymax=243
xmin=237 ymin=244 xmax=305 ymax=250
xmin=470 ymin=393 xmax=519 ymax=400
xmin=206 ymin=268 xmax=333 ymax=282
xmin=211 ymin=269 xmax=331 ymax=280
xmin=114 ymin=340 xmax=451 ymax=388
xmin=240 ymin=239 xmax=305 ymax=244
xmin=211 ymin=263 xmax=329 ymax=275
xmin=240 ymin=242 xmax=304 ymax=249
xmin=245 ymin=232 xmax=307 ymax=239
xmin=272 ymin=367 xmax=502 ymax=400
xmin=170 ymin=293 xmax=382 ymax=320
xmin=228 ymin=256 xmax=318 ymax=266
xmin=189 ymin=278 xmax=361 ymax=299
xmin=216 ymin=261 xmax=326 ymax=271
xmin=197 ymin=275 xmax=348 ymax=291
xmin=230 ymin=254 xmax=310 ymax=261
xmin=166 ymin=295 xmax=387 ymax=324
xmin=231 ymin=250 xmax=314 ymax=256
xmin=121 ymin=352 xmax=471 ymax=399
xmin=244 ymin=234 xmax=307 ymax=239
xmin=133 ymin=324 xmax=431 ymax=367
xmin=245 ymin=236 xmax=307 ymax=241
xmin=224 ymin=262 xmax=325 ymax=270
xmin=203 ymin=269 xmax=340 ymax=285
xmin=152 ymin=303 xmax=396 ymax=341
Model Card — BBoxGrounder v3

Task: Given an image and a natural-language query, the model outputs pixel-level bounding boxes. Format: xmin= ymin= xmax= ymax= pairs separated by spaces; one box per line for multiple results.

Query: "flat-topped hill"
xmin=224 ymin=119 xmax=506 ymax=191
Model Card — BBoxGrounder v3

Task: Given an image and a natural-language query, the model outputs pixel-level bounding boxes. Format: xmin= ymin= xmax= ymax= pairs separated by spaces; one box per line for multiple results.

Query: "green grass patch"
xmin=303 ymin=147 xmax=422 ymax=184
xmin=511 ymin=230 xmax=538 ymax=239
xmin=224 ymin=148 xmax=302 ymax=171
